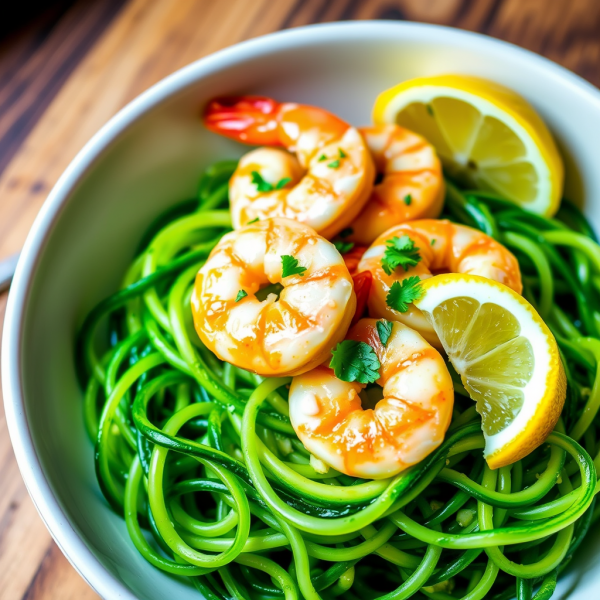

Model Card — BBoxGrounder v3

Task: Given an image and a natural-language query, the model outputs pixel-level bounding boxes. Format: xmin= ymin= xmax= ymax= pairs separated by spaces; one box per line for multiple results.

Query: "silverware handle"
xmin=0 ymin=253 xmax=20 ymax=293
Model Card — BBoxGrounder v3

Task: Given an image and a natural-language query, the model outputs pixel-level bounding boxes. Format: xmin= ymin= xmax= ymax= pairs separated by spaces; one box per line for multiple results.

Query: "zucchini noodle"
xmin=77 ymin=161 xmax=600 ymax=599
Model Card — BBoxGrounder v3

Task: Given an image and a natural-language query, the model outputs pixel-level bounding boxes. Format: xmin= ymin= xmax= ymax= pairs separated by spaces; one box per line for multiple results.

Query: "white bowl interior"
xmin=6 ymin=23 xmax=600 ymax=600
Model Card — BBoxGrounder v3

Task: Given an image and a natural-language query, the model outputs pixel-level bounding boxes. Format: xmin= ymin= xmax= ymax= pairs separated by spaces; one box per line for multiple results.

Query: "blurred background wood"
xmin=0 ymin=0 xmax=598 ymax=597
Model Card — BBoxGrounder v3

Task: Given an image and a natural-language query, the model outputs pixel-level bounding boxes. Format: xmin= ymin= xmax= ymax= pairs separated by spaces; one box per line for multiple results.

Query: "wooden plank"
xmin=0 ymin=0 xmax=298 ymax=259
xmin=1 ymin=0 xmax=600 ymax=261
xmin=0 ymin=295 xmax=58 ymax=600
xmin=0 ymin=0 xmax=127 ymax=177
xmin=0 ymin=0 xmax=599 ymax=598
xmin=21 ymin=544 xmax=99 ymax=600
xmin=0 ymin=1 xmax=299 ymax=597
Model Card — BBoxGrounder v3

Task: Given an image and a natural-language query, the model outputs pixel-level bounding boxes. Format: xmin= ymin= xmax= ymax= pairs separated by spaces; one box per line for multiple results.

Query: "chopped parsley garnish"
xmin=386 ymin=277 xmax=423 ymax=313
xmin=281 ymin=255 xmax=307 ymax=278
xmin=235 ymin=290 xmax=248 ymax=302
xmin=255 ymin=282 xmax=284 ymax=301
xmin=403 ymin=194 xmax=412 ymax=206
xmin=376 ymin=320 xmax=393 ymax=347
xmin=426 ymin=104 xmax=434 ymax=116
xmin=430 ymin=238 xmax=436 ymax=246
xmin=251 ymin=171 xmax=291 ymax=192
xmin=328 ymin=159 xmax=341 ymax=169
xmin=275 ymin=177 xmax=292 ymax=190
xmin=334 ymin=240 xmax=354 ymax=255
xmin=381 ymin=235 xmax=421 ymax=275
xmin=338 ymin=148 xmax=347 ymax=158
xmin=339 ymin=227 xmax=353 ymax=238
xmin=318 ymin=154 xmax=327 ymax=161
xmin=247 ymin=217 xmax=260 ymax=224
xmin=251 ymin=171 xmax=274 ymax=192
xmin=330 ymin=340 xmax=380 ymax=384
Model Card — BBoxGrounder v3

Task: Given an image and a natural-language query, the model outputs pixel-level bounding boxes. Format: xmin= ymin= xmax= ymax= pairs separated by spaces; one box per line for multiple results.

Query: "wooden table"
xmin=0 ymin=0 xmax=598 ymax=597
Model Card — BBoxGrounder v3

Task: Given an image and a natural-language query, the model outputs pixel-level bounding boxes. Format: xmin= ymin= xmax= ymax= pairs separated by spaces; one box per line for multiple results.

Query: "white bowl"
xmin=3 ymin=21 xmax=600 ymax=600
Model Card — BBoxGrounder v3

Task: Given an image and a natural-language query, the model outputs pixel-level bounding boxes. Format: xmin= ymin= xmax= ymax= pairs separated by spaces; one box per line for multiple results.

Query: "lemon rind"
xmin=415 ymin=273 xmax=565 ymax=468
xmin=373 ymin=75 xmax=564 ymax=217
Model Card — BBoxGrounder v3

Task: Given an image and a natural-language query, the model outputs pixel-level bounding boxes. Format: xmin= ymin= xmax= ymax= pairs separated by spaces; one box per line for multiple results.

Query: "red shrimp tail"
xmin=203 ymin=96 xmax=284 ymax=146
xmin=343 ymin=244 xmax=368 ymax=276
xmin=351 ymin=271 xmax=372 ymax=326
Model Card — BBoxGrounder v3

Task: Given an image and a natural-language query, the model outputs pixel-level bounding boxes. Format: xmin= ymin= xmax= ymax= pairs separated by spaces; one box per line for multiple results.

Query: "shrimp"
xmin=289 ymin=318 xmax=454 ymax=479
xmin=346 ymin=125 xmax=445 ymax=245
xmin=358 ymin=219 xmax=523 ymax=347
xmin=204 ymin=96 xmax=375 ymax=238
xmin=191 ymin=217 xmax=356 ymax=377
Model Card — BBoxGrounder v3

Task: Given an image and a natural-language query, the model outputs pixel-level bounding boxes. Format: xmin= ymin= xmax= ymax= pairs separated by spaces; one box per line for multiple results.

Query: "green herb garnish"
xmin=338 ymin=148 xmax=347 ymax=158
xmin=251 ymin=171 xmax=273 ymax=192
xmin=275 ymin=177 xmax=292 ymax=190
xmin=330 ymin=340 xmax=380 ymax=384
xmin=386 ymin=277 xmax=423 ymax=313
xmin=318 ymin=154 xmax=327 ymax=161
xmin=328 ymin=160 xmax=341 ymax=169
xmin=281 ymin=255 xmax=307 ymax=278
xmin=235 ymin=290 xmax=248 ymax=302
xmin=376 ymin=320 xmax=393 ymax=346
xmin=247 ymin=217 xmax=260 ymax=224
xmin=251 ymin=171 xmax=291 ymax=192
xmin=381 ymin=235 xmax=421 ymax=275
xmin=403 ymin=194 xmax=412 ymax=206
xmin=334 ymin=241 xmax=354 ymax=255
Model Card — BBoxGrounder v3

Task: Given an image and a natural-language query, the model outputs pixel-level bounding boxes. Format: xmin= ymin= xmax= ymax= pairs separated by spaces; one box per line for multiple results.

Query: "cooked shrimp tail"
xmin=351 ymin=271 xmax=372 ymax=326
xmin=204 ymin=95 xmax=375 ymax=238
xmin=204 ymin=95 xmax=347 ymax=147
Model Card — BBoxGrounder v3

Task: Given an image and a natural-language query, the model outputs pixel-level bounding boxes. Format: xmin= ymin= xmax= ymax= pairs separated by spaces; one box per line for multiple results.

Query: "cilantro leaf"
xmin=251 ymin=171 xmax=274 ymax=192
xmin=328 ymin=159 xmax=340 ymax=169
xmin=255 ymin=282 xmax=283 ymax=301
xmin=338 ymin=148 xmax=347 ymax=158
xmin=281 ymin=255 xmax=307 ymax=278
xmin=235 ymin=290 xmax=248 ymax=302
xmin=330 ymin=340 xmax=380 ymax=384
xmin=247 ymin=217 xmax=260 ymax=224
xmin=403 ymin=194 xmax=412 ymax=206
xmin=386 ymin=277 xmax=423 ymax=313
xmin=430 ymin=238 xmax=436 ymax=246
xmin=318 ymin=154 xmax=327 ymax=162
xmin=334 ymin=240 xmax=354 ymax=255
xmin=275 ymin=177 xmax=292 ymax=190
xmin=381 ymin=235 xmax=421 ymax=276
xmin=251 ymin=172 xmax=291 ymax=193
xmin=376 ymin=320 xmax=393 ymax=347
xmin=339 ymin=227 xmax=353 ymax=238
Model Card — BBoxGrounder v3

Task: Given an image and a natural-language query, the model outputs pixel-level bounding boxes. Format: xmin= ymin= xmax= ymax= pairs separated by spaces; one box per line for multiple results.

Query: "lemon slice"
xmin=414 ymin=273 xmax=565 ymax=469
xmin=373 ymin=74 xmax=564 ymax=216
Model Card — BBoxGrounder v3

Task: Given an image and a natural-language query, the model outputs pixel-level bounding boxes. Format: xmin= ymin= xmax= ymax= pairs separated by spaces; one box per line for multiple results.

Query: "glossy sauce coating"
xmin=289 ymin=318 xmax=454 ymax=479
xmin=347 ymin=125 xmax=445 ymax=245
xmin=358 ymin=219 xmax=523 ymax=346
xmin=191 ymin=217 xmax=356 ymax=377
xmin=205 ymin=96 xmax=375 ymax=238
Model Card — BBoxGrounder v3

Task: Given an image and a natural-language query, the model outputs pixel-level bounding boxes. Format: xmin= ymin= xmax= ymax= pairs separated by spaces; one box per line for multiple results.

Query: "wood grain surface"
xmin=0 ymin=0 xmax=599 ymax=597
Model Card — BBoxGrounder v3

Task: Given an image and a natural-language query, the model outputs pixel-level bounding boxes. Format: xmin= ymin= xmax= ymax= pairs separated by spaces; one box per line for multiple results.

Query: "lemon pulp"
xmin=432 ymin=297 xmax=535 ymax=435
xmin=396 ymin=98 xmax=539 ymax=204
xmin=373 ymin=75 xmax=565 ymax=216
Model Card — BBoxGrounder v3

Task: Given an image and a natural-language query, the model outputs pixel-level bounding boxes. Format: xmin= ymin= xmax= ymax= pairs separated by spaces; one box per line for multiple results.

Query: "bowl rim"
xmin=3 ymin=19 xmax=600 ymax=599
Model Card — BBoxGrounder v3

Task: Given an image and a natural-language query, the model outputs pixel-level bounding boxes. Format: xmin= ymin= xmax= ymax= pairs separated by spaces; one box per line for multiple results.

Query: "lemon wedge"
xmin=373 ymin=74 xmax=564 ymax=216
xmin=414 ymin=273 xmax=565 ymax=469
